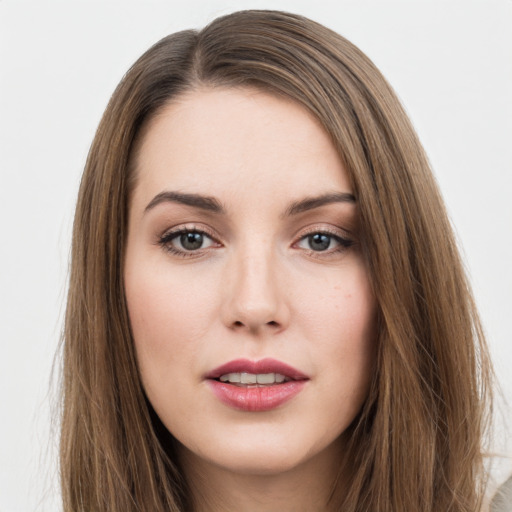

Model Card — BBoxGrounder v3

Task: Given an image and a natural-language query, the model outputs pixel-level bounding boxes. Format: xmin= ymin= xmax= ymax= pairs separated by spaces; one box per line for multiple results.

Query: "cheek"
xmin=299 ymin=258 xmax=375 ymax=336
xmin=124 ymin=264 xmax=217 ymax=384
xmin=299 ymin=263 xmax=376 ymax=394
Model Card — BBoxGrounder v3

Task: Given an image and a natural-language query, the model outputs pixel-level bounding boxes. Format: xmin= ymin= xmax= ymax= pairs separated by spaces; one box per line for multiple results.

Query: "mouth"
xmin=205 ymin=358 xmax=309 ymax=412
xmin=218 ymin=371 xmax=290 ymax=386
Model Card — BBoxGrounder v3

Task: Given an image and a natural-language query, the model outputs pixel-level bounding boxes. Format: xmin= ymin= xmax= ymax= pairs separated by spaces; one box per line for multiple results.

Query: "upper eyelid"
xmin=157 ymin=223 xmax=354 ymax=245
xmin=160 ymin=224 xmax=220 ymax=241
xmin=293 ymin=224 xmax=354 ymax=241
xmin=294 ymin=231 xmax=353 ymax=249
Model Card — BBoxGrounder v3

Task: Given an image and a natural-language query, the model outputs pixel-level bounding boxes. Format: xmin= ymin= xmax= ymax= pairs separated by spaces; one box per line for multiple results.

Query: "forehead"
xmin=131 ymin=86 xmax=352 ymax=209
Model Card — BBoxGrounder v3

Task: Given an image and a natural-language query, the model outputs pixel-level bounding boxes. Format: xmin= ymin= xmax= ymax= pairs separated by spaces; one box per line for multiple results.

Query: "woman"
xmin=61 ymin=10 xmax=494 ymax=511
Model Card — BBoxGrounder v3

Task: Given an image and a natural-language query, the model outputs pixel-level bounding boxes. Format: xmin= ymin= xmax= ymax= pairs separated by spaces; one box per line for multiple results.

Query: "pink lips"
xmin=205 ymin=358 xmax=309 ymax=412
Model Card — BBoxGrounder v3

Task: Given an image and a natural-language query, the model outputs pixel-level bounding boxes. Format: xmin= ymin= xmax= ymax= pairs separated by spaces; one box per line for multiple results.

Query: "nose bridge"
xmin=223 ymin=235 xmax=287 ymax=331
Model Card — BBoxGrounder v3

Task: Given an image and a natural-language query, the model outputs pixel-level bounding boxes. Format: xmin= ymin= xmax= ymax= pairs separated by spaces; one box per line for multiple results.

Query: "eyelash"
xmin=294 ymin=227 xmax=354 ymax=257
xmin=157 ymin=226 xmax=354 ymax=259
xmin=158 ymin=225 xmax=220 ymax=258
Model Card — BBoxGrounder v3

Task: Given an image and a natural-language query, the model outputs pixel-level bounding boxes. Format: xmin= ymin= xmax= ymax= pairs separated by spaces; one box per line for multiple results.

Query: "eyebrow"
xmin=144 ymin=191 xmax=225 ymax=214
xmin=144 ymin=190 xmax=356 ymax=216
xmin=283 ymin=192 xmax=356 ymax=217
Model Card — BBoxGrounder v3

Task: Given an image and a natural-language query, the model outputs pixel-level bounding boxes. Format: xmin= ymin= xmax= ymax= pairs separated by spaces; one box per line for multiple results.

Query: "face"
xmin=125 ymin=87 xmax=376 ymax=477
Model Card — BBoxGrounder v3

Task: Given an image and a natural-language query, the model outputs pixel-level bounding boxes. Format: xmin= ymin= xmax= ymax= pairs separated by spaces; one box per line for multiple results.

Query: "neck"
xmin=178 ymin=439 xmax=346 ymax=512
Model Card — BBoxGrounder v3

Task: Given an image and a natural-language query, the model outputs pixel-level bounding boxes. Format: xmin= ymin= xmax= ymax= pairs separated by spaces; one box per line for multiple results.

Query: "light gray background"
xmin=1 ymin=1 xmax=511 ymax=510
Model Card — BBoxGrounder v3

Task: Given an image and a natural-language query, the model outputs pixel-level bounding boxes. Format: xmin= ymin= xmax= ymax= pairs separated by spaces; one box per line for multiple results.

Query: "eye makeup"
xmin=156 ymin=222 xmax=355 ymax=261
xmin=157 ymin=224 xmax=222 ymax=258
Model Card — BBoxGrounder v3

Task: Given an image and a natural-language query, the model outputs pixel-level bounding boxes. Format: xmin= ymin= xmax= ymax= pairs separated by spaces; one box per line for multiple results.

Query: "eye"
xmin=299 ymin=233 xmax=334 ymax=252
xmin=159 ymin=228 xmax=219 ymax=256
xmin=295 ymin=231 xmax=354 ymax=253
xmin=175 ymin=231 xmax=211 ymax=251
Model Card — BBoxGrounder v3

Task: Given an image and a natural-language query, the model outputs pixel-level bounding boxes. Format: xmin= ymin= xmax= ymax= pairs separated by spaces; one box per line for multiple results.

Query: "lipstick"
xmin=205 ymin=358 xmax=309 ymax=412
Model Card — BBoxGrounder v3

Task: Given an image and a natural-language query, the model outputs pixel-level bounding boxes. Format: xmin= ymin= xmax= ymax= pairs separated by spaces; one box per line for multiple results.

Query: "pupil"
xmin=180 ymin=232 xmax=203 ymax=250
xmin=309 ymin=233 xmax=330 ymax=251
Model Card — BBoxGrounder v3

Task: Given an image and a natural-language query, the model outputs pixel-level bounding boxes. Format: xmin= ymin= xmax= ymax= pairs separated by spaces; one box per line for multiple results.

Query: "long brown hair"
xmin=61 ymin=10 xmax=493 ymax=511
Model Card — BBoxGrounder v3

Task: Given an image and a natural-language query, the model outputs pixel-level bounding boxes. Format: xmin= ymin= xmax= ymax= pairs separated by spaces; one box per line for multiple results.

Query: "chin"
xmin=215 ymin=446 xmax=308 ymax=476
xmin=178 ymin=422 xmax=343 ymax=478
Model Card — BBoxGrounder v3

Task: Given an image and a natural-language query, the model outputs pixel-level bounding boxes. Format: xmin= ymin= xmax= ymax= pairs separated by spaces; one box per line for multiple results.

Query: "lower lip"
xmin=206 ymin=380 xmax=307 ymax=412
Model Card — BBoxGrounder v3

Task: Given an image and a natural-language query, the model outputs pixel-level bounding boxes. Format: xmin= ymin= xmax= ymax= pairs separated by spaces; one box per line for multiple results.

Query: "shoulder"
xmin=491 ymin=476 xmax=512 ymax=512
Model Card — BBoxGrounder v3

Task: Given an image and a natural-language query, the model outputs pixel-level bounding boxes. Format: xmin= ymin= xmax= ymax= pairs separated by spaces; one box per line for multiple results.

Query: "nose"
xmin=221 ymin=246 xmax=290 ymax=333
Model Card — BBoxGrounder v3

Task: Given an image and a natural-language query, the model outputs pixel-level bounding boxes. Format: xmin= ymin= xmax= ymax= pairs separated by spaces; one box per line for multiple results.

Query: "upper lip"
xmin=205 ymin=358 xmax=309 ymax=381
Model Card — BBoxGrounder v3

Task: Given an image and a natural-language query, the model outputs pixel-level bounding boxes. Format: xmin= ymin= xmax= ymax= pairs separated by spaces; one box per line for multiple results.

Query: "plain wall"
xmin=1 ymin=1 xmax=511 ymax=510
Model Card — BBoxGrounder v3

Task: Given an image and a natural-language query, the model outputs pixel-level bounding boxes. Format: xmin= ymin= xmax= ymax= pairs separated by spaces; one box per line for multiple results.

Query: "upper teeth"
xmin=219 ymin=372 xmax=287 ymax=384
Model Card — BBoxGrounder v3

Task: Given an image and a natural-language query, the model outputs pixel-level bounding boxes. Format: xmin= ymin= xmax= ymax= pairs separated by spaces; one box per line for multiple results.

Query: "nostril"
xmin=231 ymin=320 xmax=279 ymax=329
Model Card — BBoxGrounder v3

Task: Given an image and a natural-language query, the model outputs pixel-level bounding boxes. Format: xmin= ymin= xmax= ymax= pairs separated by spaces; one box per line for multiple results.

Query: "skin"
xmin=124 ymin=87 xmax=376 ymax=511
